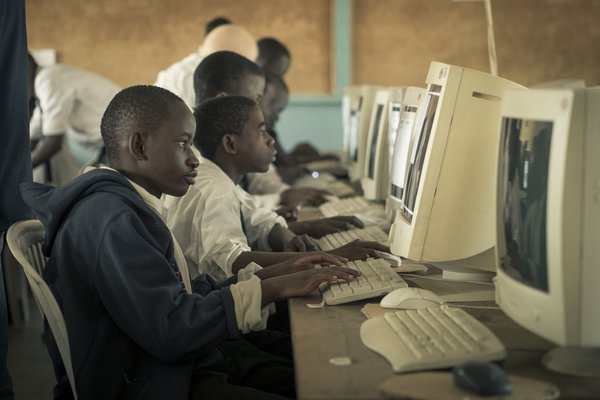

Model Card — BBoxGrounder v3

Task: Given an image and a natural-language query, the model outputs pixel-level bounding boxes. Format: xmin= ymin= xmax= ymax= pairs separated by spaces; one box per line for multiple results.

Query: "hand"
xmin=328 ymin=240 xmax=390 ymax=261
xmin=261 ymin=265 xmax=362 ymax=302
xmin=288 ymin=216 xmax=364 ymax=238
xmin=280 ymin=188 xmax=330 ymax=207
xmin=255 ymin=252 xmax=348 ymax=280
xmin=275 ymin=204 xmax=299 ymax=222
xmin=285 ymin=234 xmax=321 ymax=252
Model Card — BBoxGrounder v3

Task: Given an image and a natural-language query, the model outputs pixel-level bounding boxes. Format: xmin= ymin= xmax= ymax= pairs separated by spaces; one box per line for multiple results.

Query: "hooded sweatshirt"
xmin=20 ymin=169 xmax=246 ymax=399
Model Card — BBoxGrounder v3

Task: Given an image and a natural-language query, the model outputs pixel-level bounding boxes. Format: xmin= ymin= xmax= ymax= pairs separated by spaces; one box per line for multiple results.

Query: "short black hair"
xmin=101 ymin=85 xmax=184 ymax=162
xmin=193 ymin=51 xmax=264 ymax=107
xmin=257 ymin=37 xmax=290 ymax=65
xmin=193 ymin=96 xmax=258 ymax=160
xmin=205 ymin=17 xmax=232 ymax=36
xmin=265 ymin=71 xmax=289 ymax=94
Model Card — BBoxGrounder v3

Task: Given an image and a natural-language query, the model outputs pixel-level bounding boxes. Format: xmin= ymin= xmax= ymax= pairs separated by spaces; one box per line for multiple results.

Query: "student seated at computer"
xmin=255 ymin=38 xmax=339 ymax=170
xmin=21 ymin=85 xmax=362 ymax=399
xmin=190 ymin=50 xmax=363 ymax=232
xmin=165 ymin=95 xmax=388 ymax=282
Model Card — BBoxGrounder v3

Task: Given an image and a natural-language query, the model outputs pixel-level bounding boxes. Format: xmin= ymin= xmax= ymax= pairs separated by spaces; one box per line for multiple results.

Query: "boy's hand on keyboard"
xmin=261 ymin=265 xmax=362 ymax=302
xmin=285 ymin=234 xmax=321 ymax=252
xmin=256 ymin=252 xmax=348 ymax=280
xmin=275 ymin=204 xmax=299 ymax=222
xmin=327 ymin=240 xmax=391 ymax=261
xmin=280 ymin=188 xmax=330 ymax=207
xmin=287 ymin=216 xmax=364 ymax=239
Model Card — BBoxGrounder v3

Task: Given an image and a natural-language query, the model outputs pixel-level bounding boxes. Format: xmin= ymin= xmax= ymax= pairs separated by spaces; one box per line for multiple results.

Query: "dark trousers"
xmin=191 ymin=331 xmax=296 ymax=399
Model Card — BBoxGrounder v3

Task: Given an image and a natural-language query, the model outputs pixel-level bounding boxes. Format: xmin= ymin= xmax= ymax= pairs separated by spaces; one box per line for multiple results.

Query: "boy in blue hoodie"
xmin=20 ymin=85 xmax=358 ymax=400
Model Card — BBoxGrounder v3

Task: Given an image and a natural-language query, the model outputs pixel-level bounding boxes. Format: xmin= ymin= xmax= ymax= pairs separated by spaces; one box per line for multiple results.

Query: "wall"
xmin=26 ymin=0 xmax=600 ymax=152
xmin=352 ymin=0 xmax=600 ymax=87
xmin=26 ymin=0 xmax=333 ymax=94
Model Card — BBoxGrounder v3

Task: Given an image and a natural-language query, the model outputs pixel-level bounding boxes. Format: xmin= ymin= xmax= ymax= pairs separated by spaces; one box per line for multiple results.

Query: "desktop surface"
xmin=288 ymin=275 xmax=600 ymax=399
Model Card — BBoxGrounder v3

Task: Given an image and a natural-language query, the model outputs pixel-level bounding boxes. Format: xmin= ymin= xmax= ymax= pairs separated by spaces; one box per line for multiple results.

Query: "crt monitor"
xmin=361 ymin=88 xmax=392 ymax=201
xmin=387 ymin=86 xmax=425 ymax=215
xmin=530 ymin=78 xmax=586 ymax=89
xmin=495 ymin=88 xmax=600 ymax=377
xmin=388 ymin=61 xmax=524 ymax=281
xmin=345 ymin=85 xmax=383 ymax=181
xmin=341 ymin=85 xmax=360 ymax=164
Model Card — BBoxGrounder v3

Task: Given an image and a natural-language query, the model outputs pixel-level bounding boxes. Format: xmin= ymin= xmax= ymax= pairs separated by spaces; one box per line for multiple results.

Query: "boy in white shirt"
xmin=166 ymin=95 xmax=389 ymax=281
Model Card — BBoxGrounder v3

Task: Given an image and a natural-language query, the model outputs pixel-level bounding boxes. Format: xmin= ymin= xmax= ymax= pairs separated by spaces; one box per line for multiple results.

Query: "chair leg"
xmin=2 ymin=243 xmax=30 ymax=328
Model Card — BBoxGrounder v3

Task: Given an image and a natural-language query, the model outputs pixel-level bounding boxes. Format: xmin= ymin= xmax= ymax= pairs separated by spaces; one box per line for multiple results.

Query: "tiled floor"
xmin=7 ymin=303 xmax=55 ymax=399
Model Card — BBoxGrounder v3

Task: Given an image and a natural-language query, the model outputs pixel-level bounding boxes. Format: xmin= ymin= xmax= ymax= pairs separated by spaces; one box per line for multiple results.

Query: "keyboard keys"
xmin=320 ymin=259 xmax=408 ymax=305
xmin=360 ymin=306 xmax=506 ymax=373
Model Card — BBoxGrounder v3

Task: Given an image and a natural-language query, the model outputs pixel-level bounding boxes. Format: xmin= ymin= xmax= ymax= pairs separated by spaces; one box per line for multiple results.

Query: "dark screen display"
xmin=499 ymin=118 xmax=552 ymax=292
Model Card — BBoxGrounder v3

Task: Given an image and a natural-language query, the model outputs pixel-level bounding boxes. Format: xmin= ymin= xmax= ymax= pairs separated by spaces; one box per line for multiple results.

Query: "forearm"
xmin=267 ymin=223 xmax=296 ymax=251
xmin=232 ymin=250 xmax=300 ymax=273
xmin=31 ymin=135 xmax=63 ymax=168
xmin=287 ymin=221 xmax=310 ymax=236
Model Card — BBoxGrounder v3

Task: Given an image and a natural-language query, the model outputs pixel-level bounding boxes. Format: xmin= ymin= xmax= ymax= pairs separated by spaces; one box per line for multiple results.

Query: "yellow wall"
xmin=352 ymin=0 xmax=600 ymax=87
xmin=26 ymin=0 xmax=333 ymax=93
xmin=26 ymin=0 xmax=600 ymax=95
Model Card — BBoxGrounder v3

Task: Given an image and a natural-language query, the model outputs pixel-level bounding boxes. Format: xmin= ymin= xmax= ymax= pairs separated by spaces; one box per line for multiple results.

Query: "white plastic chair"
xmin=6 ymin=219 xmax=78 ymax=399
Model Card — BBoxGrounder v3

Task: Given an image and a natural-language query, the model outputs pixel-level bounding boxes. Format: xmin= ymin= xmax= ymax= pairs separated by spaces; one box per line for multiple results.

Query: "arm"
xmin=288 ymin=216 xmax=364 ymax=238
xmin=31 ymin=134 xmax=63 ymax=168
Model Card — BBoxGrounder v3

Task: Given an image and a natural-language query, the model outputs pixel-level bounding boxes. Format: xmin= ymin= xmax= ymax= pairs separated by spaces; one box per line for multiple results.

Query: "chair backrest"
xmin=6 ymin=219 xmax=78 ymax=400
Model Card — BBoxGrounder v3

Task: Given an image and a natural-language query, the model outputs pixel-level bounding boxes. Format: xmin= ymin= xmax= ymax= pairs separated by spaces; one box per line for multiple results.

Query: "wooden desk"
xmin=289 ymin=275 xmax=600 ymax=399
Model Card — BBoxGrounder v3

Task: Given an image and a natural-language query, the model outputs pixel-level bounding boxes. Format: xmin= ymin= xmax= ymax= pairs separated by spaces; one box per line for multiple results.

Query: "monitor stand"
xmin=432 ymin=264 xmax=495 ymax=283
xmin=542 ymin=347 xmax=600 ymax=378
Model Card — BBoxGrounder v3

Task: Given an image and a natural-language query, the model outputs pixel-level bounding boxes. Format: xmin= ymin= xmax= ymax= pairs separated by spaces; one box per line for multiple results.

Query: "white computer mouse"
xmin=380 ymin=287 xmax=445 ymax=309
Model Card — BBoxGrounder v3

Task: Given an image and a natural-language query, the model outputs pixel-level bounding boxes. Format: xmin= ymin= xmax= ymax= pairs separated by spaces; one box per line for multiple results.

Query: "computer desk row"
xmin=291 ymin=207 xmax=600 ymax=399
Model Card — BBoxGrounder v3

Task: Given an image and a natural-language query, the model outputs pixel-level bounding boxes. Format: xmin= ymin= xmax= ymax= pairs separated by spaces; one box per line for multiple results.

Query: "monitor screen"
xmin=500 ymin=118 xmax=553 ymax=292
xmin=388 ymin=102 xmax=402 ymax=160
xmin=402 ymin=85 xmax=441 ymax=221
xmin=349 ymin=110 xmax=360 ymax=162
xmin=390 ymin=104 xmax=419 ymax=203
xmin=367 ymin=104 xmax=384 ymax=179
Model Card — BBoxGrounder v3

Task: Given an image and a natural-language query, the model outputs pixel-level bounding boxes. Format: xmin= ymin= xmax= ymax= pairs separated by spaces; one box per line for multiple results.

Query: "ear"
xmin=129 ymin=131 xmax=148 ymax=161
xmin=221 ymin=134 xmax=237 ymax=155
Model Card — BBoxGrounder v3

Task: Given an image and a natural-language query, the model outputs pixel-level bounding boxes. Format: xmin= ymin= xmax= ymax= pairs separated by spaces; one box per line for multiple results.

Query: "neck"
xmin=211 ymin=155 xmax=243 ymax=184
xmin=110 ymin=163 xmax=162 ymax=198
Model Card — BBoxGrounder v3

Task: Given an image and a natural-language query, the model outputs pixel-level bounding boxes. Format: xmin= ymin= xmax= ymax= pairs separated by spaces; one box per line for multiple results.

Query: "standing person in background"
xmin=0 ymin=0 xmax=34 ymax=398
xmin=28 ymin=55 xmax=120 ymax=185
xmin=156 ymin=20 xmax=260 ymax=110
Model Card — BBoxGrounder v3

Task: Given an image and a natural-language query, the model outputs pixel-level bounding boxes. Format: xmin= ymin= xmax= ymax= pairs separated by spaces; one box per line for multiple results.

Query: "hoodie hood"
xmin=20 ymin=168 xmax=147 ymax=255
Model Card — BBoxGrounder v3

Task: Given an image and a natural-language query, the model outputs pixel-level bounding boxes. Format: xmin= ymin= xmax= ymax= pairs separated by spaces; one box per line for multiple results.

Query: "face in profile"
xmin=259 ymin=82 xmax=289 ymax=131
xmin=236 ymin=74 xmax=266 ymax=104
xmin=235 ymin=105 xmax=276 ymax=174
xmin=141 ymin=101 xmax=199 ymax=197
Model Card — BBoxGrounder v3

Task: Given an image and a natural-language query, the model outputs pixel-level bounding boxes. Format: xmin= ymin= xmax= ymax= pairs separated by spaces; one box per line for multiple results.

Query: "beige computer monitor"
xmin=495 ymin=87 xmax=600 ymax=376
xmin=388 ymin=61 xmax=524 ymax=280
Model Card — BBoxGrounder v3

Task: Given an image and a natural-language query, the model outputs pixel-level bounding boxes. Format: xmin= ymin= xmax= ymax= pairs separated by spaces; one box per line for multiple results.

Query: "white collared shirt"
xmin=154 ymin=46 xmax=203 ymax=110
xmin=30 ymin=64 xmax=120 ymax=148
xmin=245 ymin=164 xmax=290 ymax=210
xmin=165 ymin=155 xmax=287 ymax=282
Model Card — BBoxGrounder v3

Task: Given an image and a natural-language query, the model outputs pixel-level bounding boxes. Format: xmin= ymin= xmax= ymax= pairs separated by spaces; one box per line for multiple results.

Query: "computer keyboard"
xmin=360 ymin=306 xmax=506 ymax=373
xmin=320 ymin=196 xmax=377 ymax=217
xmin=319 ymin=258 xmax=408 ymax=305
xmin=318 ymin=226 xmax=389 ymax=251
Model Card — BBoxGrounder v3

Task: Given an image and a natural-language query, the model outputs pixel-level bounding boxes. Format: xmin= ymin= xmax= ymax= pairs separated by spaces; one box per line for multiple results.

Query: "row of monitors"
xmin=341 ymin=62 xmax=600 ymax=374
